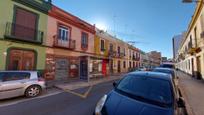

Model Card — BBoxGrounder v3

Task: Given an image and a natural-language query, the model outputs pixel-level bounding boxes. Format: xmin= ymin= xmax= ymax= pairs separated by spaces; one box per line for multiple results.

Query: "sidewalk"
xmin=177 ymin=71 xmax=204 ymax=115
xmin=54 ymin=75 xmax=124 ymax=90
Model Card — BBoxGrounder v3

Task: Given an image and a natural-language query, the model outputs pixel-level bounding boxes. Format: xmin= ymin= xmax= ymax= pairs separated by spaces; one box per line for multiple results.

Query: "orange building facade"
xmin=44 ymin=5 xmax=95 ymax=81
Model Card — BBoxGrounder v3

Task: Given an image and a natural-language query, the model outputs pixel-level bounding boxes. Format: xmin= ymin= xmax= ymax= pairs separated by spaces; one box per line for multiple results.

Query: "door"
xmin=110 ymin=60 xmax=113 ymax=74
xmin=191 ymin=58 xmax=194 ymax=77
xmin=102 ymin=60 xmax=107 ymax=76
xmin=14 ymin=8 xmax=37 ymax=40
xmin=55 ymin=58 xmax=69 ymax=80
xmin=80 ymin=57 xmax=88 ymax=80
xmin=118 ymin=60 xmax=121 ymax=73
xmin=0 ymin=72 xmax=28 ymax=99
xmin=8 ymin=49 xmax=35 ymax=70
xmin=196 ymin=56 xmax=202 ymax=79
xmin=58 ymin=26 xmax=70 ymax=47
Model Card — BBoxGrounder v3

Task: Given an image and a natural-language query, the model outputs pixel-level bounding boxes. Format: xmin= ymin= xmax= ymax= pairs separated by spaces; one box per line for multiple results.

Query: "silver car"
xmin=0 ymin=71 xmax=46 ymax=100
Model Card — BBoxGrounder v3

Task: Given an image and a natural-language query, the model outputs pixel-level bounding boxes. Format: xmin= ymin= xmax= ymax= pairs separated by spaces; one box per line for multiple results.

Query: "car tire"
xmin=25 ymin=85 xmax=42 ymax=98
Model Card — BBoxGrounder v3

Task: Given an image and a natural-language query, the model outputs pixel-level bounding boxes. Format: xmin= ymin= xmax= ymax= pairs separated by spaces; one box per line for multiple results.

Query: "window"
xmin=109 ymin=43 xmax=113 ymax=52
xmin=14 ymin=7 xmax=37 ymax=40
xmin=123 ymin=48 xmax=126 ymax=56
xmin=123 ymin=61 xmax=126 ymax=68
xmin=129 ymin=61 xmax=131 ymax=68
xmin=81 ymin=32 xmax=88 ymax=49
xmin=118 ymin=46 xmax=120 ymax=55
xmin=101 ymin=39 xmax=105 ymax=51
xmin=58 ymin=26 xmax=70 ymax=41
xmin=2 ymin=72 xmax=30 ymax=82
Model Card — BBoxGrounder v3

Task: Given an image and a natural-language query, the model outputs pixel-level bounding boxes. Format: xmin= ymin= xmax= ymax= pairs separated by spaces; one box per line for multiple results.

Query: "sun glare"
xmin=95 ymin=23 xmax=107 ymax=30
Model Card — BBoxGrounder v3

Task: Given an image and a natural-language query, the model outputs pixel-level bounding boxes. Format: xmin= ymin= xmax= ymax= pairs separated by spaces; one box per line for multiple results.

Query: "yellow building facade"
xmin=177 ymin=0 xmax=204 ymax=79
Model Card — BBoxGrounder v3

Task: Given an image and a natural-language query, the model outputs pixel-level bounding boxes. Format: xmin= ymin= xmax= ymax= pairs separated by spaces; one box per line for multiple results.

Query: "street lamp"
xmin=182 ymin=0 xmax=203 ymax=3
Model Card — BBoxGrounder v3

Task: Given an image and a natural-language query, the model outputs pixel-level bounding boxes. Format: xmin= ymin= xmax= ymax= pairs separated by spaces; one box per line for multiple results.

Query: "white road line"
xmin=0 ymin=91 xmax=63 ymax=107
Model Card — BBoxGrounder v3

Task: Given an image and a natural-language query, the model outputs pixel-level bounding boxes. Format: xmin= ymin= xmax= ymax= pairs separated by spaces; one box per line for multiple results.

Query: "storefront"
xmin=89 ymin=57 xmax=109 ymax=78
xmin=45 ymin=54 xmax=80 ymax=80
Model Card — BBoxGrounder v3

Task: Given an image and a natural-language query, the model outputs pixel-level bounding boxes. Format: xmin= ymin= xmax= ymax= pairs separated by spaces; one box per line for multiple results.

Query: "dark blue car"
xmin=94 ymin=72 xmax=185 ymax=115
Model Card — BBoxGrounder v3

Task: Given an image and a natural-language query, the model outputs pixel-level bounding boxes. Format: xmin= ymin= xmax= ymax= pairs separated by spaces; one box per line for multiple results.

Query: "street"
xmin=0 ymin=80 xmax=116 ymax=115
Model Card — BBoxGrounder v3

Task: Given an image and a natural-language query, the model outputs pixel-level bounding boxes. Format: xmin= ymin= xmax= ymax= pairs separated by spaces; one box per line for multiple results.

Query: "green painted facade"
xmin=0 ymin=0 xmax=50 ymax=70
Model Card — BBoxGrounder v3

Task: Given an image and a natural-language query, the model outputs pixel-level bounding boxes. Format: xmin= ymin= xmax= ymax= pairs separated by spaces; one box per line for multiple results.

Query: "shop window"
xmin=8 ymin=49 xmax=35 ymax=70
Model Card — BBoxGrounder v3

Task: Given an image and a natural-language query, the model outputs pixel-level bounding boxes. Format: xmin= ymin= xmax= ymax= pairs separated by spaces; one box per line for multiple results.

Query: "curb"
xmin=179 ymin=85 xmax=195 ymax=115
xmin=178 ymin=72 xmax=195 ymax=115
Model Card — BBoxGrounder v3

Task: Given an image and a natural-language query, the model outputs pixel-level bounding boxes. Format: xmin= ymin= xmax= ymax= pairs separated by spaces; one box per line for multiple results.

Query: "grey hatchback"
xmin=0 ymin=71 xmax=46 ymax=100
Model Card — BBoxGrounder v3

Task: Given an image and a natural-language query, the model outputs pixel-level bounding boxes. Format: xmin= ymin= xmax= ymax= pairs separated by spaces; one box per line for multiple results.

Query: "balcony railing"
xmin=4 ymin=22 xmax=43 ymax=44
xmin=116 ymin=52 xmax=125 ymax=58
xmin=188 ymin=47 xmax=201 ymax=55
xmin=54 ymin=37 xmax=76 ymax=49
xmin=108 ymin=50 xmax=117 ymax=57
xmin=132 ymin=56 xmax=140 ymax=61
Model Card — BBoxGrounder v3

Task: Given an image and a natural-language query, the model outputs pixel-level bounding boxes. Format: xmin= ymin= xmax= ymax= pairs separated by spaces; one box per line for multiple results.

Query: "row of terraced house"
xmin=0 ymin=0 xmax=141 ymax=81
xmin=174 ymin=0 xmax=204 ymax=80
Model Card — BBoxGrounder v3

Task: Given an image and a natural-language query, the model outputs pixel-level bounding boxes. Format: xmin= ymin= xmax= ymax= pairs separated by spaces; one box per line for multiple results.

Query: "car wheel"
xmin=25 ymin=85 xmax=42 ymax=98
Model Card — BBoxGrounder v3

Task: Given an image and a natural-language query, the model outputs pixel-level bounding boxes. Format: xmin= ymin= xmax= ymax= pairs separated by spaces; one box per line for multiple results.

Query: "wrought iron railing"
xmin=54 ymin=37 xmax=76 ymax=49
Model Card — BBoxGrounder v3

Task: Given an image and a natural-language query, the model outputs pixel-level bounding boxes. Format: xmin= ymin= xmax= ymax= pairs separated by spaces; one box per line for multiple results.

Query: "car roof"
xmin=154 ymin=67 xmax=174 ymax=71
xmin=127 ymin=71 xmax=172 ymax=81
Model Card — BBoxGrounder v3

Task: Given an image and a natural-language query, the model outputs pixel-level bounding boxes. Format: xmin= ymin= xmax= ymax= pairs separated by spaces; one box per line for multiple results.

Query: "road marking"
xmin=63 ymin=85 xmax=93 ymax=99
xmin=0 ymin=90 xmax=62 ymax=107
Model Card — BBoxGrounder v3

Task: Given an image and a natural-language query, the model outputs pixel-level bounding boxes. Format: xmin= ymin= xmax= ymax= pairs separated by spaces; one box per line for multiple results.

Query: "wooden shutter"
xmin=14 ymin=8 xmax=37 ymax=40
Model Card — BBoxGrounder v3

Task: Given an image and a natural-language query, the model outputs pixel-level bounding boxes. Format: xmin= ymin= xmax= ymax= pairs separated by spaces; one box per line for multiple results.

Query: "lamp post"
xmin=182 ymin=0 xmax=204 ymax=3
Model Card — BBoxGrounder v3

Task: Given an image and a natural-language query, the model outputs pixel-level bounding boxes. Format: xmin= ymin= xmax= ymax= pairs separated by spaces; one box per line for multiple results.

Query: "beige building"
xmin=177 ymin=1 xmax=204 ymax=79
xmin=148 ymin=51 xmax=162 ymax=67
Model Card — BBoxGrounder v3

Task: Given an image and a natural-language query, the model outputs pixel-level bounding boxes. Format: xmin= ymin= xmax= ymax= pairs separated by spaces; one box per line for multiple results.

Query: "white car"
xmin=0 ymin=71 xmax=46 ymax=100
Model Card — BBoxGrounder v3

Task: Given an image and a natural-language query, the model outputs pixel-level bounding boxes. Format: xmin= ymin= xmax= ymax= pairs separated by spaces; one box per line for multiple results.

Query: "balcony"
xmin=132 ymin=56 xmax=140 ymax=61
xmin=116 ymin=52 xmax=125 ymax=58
xmin=108 ymin=50 xmax=117 ymax=57
xmin=4 ymin=22 xmax=43 ymax=44
xmin=53 ymin=37 xmax=76 ymax=49
xmin=188 ymin=47 xmax=201 ymax=55
xmin=178 ymin=53 xmax=185 ymax=60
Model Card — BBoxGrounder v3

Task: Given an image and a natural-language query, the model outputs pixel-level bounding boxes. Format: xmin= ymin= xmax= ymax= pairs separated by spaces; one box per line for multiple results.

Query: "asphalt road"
xmin=0 ymin=80 xmax=115 ymax=115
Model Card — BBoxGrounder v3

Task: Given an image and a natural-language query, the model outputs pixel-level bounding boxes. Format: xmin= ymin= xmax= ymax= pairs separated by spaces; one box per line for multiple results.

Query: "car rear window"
xmin=153 ymin=69 xmax=175 ymax=79
xmin=116 ymin=75 xmax=173 ymax=107
xmin=160 ymin=64 xmax=174 ymax=69
xmin=2 ymin=72 xmax=30 ymax=82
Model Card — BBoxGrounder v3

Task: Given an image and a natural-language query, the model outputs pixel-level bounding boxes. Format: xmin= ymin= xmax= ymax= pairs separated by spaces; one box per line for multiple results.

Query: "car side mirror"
xmin=177 ymin=97 xmax=185 ymax=108
xmin=113 ymin=82 xmax=117 ymax=87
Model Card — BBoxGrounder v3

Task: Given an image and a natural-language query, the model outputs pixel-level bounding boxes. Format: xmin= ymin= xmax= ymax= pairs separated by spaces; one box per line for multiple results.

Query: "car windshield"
xmin=153 ymin=69 xmax=175 ymax=79
xmin=116 ymin=75 xmax=173 ymax=107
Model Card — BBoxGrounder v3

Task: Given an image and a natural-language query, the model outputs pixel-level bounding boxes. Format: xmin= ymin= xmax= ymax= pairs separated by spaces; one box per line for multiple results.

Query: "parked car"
xmin=94 ymin=72 xmax=185 ymax=115
xmin=0 ymin=71 xmax=46 ymax=100
xmin=152 ymin=67 xmax=178 ymax=86
xmin=160 ymin=63 xmax=175 ymax=69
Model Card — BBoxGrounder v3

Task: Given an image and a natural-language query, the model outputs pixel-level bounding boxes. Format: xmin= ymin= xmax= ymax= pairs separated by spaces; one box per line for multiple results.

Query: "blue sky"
xmin=53 ymin=0 xmax=195 ymax=58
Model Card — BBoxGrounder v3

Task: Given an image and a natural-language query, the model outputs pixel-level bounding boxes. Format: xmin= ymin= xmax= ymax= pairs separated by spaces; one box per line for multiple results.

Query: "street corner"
xmin=63 ymin=85 xmax=93 ymax=99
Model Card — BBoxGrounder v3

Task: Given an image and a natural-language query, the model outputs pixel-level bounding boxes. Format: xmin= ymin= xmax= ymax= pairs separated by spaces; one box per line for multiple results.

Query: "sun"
xmin=95 ymin=23 xmax=107 ymax=31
